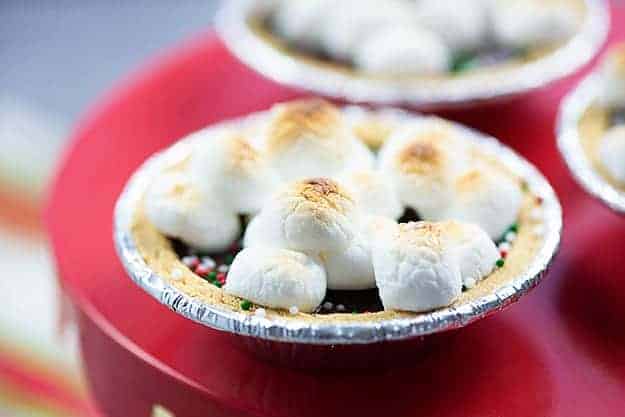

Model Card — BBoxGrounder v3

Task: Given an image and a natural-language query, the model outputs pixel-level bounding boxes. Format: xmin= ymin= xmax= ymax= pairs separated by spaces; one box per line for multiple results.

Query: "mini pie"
xmin=577 ymin=43 xmax=625 ymax=191
xmin=131 ymin=99 xmax=548 ymax=322
xmin=258 ymin=0 xmax=586 ymax=78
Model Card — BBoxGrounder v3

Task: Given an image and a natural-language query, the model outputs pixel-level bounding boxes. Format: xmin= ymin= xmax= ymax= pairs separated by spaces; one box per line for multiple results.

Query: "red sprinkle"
xmin=195 ymin=264 xmax=212 ymax=276
xmin=500 ymin=250 xmax=508 ymax=259
xmin=217 ymin=272 xmax=227 ymax=284
xmin=536 ymin=196 xmax=543 ymax=205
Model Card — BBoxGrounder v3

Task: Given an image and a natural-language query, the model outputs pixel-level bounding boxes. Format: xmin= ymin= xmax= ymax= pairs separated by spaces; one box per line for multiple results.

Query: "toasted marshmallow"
xmin=337 ymin=169 xmax=403 ymax=219
xmin=250 ymin=178 xmax=358 ymax=253
xmin=224 ymin=248 xmax=326 ymax=312
xmin=321 ymin=235 xmax=375 ymax=290
xmin=354 ymin=25 xmax=451 ymax=76
xmin=319 ymin=0 xmax=418 ymax=60
xmin=598 ymin=44 xmax=625 ymax=108
xmin=191 ymin=132 xmax=279 ymax=214
xmin=144 ymin=172 xmax=241 ymax=252
xmin=415 ymin=0 xmax=490 ymax=52
xmin=372 ymin=222 xmax=462 ymax=312
xmin=272 ymin=0 xmax=330 ymax=50
xmin=360 ymin=215 xmax=400 ymax=244
xmin=265 ymin=99 xmax=374 ymax=180
xmin=441 ymin=221 xmax=499 ymax=286
xmin=379 ymin=120 xmax=469 ymax=219
xmin=351 ymin=116 xmax=397 ymax=150
xmin=599 ymin=125 xmax=625 ymax=183
xmin=491 ymin=0 xmax=579 ymax=49
xmin=442 ymin=166 xmax=522 ymax=240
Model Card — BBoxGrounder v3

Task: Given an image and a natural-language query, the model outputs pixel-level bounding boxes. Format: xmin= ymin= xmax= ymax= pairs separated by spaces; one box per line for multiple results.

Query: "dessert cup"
xmin=216 ymin=0 xmax=608 ymax=109
xmin=114 ymin=105 xmax=562 ymax=368
xmin=558 ymin=72 xmax=625 ymax=214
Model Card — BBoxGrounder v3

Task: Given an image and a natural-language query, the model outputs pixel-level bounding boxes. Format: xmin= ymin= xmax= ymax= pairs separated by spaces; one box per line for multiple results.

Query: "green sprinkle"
xmin=213 ymin=281 xmax=223 ymax=288
xmin=496 ymin=259 xmax=505 ymax=268
xmin=521 ymin=181 xmax=529 ymax=192
xmin=450 ymin=51 xmax=478 ymax=74
xmin=508 ymin=223 xmax=519 ymax=233
xmin=225 ymin=255 xmax=234 ymax=265
xmin=514 ymin=46 xmax=529 ymax=59
xmin=207 ymin=271 xmax=217 ymax=281
xmin=240 ymin=300 xmax=252 ymax=311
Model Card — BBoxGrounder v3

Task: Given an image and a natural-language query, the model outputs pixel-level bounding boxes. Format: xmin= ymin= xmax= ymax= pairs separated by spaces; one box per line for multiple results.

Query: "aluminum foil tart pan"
xmin=215 ymin=0 xmax=608 ymax=109
xmin=557 ymin=74 xmax=625 ymax=214
xmin=114 ymin=106 xmax=562 ymax=347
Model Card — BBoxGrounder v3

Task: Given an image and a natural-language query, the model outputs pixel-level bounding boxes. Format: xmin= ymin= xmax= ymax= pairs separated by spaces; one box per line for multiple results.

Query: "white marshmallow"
xmin=319 ymin=0 xmax=418 ymax=60
xmin=345 ymin=138 xmax=377 ymax=173
xmin=599 ymin=125 xmax=625 ymax=184
xmin=337 ymin=169 xmax=403 ymax=219
xmin=598 ymin=45 xmax=625 ymax=108
xmin=379 ymin=120 xmax=469 ymax=219
xmin=360 ymin=215 xmax=400 ymax=244
xmin=242 ymin=213 xmax=286 ymax=249
xmin=371 ymin=222 xmax=462 ymax=312
xmin=224 ymin=248 xmax=326 ymax=313
xmin=320 ymin=235 xmax=375 ymax=290
xmin=442 ymin=166 xmax=522 ymax=240
xmin=354 ymin=25 xmax=451 ymax=76
xmin=441 ymin=221 xmax=499 ymax=287
xmin=264 ymin=99 xmax=374 ymax=180
xmin=272 ymin=0 xmax=330 ymax=50
xmin=191 ymin=132 xmax=279 ymax=214
xmin=249 ymin=178 xmax=359 ymax=253
xmin=491 ymin=0 xmax=579 ymax=49
xmin=144 ymin=172 xmax=241 ymax=252
xmin=415 ymin=0 xmax=490 ymax=52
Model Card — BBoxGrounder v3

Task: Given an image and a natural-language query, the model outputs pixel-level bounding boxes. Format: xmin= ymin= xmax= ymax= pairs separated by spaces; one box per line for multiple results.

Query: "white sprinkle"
xmin=288 ymin=306 xmax=299 ymax=315
xmin=465 ymin=278 xmax=477 ymax=289
xmin=336 ymin=304 xmax=346 ymax=312
xmin=498 ymin=242 xmax=511 ymax=252
xmin=254 ymin=308 xmax=266 ymax=318
xmin=201 ymin=257 xmax=216 ymax=269
xmin=170 ymin=268 xmax=183 ymax=280
xmin=182 ymin=256 xmax=199 ymax=267
xmin=217 ymin=264 xmax=229 ymax=273
xmin=504 ymin=231 xmax=517 ymax=243
xmin=533 ymin=225 xmax=544 ymax=237
xmin=530 ymin=208 xmax=543 ymax=221
xmin=323 ymin=301 xmax=334 ymax=310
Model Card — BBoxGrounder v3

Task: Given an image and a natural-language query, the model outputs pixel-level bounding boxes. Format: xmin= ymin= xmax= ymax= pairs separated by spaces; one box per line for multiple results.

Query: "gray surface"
xmin=1 ymin=1 xmax=220 ymax=125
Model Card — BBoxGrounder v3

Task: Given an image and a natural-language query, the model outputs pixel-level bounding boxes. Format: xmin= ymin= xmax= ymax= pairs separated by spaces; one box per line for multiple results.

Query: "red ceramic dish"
xmin=46 ymin=6 xmax=625 ymax=416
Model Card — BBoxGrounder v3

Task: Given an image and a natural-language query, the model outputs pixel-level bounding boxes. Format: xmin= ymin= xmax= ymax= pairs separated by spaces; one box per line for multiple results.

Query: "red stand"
xmin=46 ymin=6 xmax=625 ymax=416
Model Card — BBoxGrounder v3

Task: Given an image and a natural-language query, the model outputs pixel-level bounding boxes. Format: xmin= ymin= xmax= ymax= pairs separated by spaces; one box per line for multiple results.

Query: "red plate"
xmin=46 ymin=6 xmax=625 ymax=416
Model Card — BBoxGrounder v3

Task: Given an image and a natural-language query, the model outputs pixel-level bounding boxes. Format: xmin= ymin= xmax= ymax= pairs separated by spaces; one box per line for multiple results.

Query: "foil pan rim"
xmin=114 ymin=106 xmax=562 ymax=345
xmin=557 ymin=74 xmax=625 ymax=214
xmin=215 ymin=0 xmax=609 ymax=109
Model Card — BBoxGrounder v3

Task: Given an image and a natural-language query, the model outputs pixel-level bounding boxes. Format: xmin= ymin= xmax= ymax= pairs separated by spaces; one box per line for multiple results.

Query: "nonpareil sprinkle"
xmin=194 ymin=264 xmax=211 ymax=276
xmin=240 ymin=300 xmax=252 ymax=311
xmin=496 ymin=259 xmax=505 ymax=268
